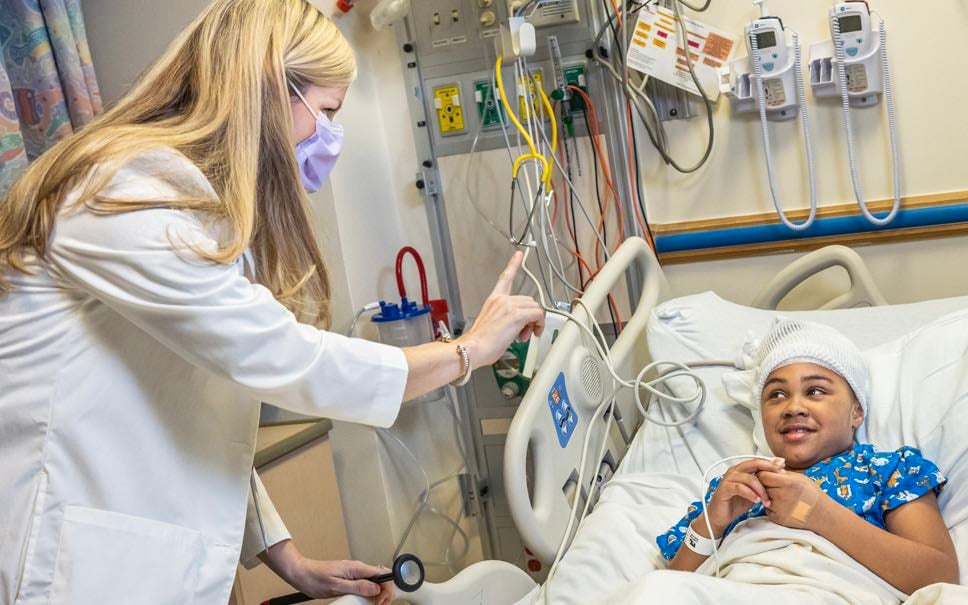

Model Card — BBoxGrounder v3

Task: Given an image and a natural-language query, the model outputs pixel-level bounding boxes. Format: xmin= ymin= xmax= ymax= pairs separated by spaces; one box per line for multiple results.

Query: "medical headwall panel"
xmin=406 ymin=0 xmax=596 ymax=157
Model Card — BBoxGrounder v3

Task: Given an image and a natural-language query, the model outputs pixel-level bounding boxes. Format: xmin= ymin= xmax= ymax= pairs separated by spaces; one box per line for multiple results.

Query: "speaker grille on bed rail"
xmin=579 ymin=355 xmax=604 ymax=404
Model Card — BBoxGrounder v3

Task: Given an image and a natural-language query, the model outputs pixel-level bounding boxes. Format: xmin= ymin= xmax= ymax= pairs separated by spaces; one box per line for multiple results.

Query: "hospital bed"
xmin=333 ymin=239 xmax=968 ymax=604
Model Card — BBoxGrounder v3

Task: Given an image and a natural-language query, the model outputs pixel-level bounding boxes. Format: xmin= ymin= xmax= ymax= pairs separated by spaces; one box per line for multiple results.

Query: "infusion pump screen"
xmin=838 ymin=14 xmax=863 ymax=33
xmin=755 ymin=30 xmax=777 ymax=49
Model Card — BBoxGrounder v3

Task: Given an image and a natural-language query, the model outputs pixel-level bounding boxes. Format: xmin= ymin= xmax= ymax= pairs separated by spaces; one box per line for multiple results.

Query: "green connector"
xmin=474 ymin=80 xmax=505 ymax=129
xmin=563 ymin=64 xmax=588 ymax=113
xmin=492 ymin=341 xmax=530 ymax=399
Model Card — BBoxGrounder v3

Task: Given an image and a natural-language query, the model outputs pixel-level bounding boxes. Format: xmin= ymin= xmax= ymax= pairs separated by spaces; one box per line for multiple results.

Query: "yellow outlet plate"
xmin=433 ymin=84 xmax=465 ymax=135
xmin=517 ymin=71 xmax=544 ymax=121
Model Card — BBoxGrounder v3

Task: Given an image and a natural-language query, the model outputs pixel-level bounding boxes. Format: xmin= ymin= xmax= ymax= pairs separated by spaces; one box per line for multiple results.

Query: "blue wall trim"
xmin=654 ymin=203 xmax=968 ymax=254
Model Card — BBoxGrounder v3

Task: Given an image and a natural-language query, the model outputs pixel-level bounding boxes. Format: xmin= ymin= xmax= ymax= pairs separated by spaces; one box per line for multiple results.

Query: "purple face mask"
xmin=291 ymin=83 xmax=344 ymax=193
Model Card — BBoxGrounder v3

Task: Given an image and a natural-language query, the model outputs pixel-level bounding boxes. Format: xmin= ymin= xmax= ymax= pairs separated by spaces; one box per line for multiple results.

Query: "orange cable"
xmin=609 ymin=0 xmax=623 ymax=28
xmin=553 ymin=94 xmax=627 ymax=332
xmin=569 ymin=86 xmax=626 ymax=263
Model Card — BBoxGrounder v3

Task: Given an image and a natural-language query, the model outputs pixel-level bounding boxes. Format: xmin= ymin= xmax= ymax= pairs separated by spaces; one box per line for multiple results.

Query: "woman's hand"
xmin=261 ymin=541 xmax=393 ymax=605
xmin=289 ymin=559 xmax=394 ymax=605
xmin=705 ymin=458 xmax=785 ymax=536
xmin=759 ymin=469 xmax=828 ymax=531
xmin=459 ymin=252 xmax=545 ymax=368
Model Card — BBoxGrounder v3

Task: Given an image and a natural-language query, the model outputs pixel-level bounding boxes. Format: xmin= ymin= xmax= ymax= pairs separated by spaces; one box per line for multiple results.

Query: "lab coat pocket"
xmin=50 ymin=506 xmax=203 ymax=605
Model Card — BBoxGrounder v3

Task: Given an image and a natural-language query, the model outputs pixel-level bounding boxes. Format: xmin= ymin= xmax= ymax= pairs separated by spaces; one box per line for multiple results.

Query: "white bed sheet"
xmin=516 ymin=292 xmax=968 ymax=605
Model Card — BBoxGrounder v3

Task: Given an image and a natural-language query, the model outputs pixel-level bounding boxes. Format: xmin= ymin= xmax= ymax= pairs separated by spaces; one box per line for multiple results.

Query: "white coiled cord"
xmin=750 ymin=28 xmax=817 ymax=232
xmin=832 ymin=13 xmax=901 ymax=226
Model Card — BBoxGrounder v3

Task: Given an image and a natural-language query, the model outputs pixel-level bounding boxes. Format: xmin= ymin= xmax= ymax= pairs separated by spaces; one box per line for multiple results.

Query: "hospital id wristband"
xmin=683 ymin=525 xmax=718 ymax=557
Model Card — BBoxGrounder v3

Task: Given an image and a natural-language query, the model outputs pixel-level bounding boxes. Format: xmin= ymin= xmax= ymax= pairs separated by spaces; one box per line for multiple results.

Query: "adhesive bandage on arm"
xmin=773 ymin=479 xmax=823 ymax=526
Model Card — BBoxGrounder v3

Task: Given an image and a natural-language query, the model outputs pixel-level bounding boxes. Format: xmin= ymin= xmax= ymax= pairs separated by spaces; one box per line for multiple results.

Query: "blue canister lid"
xmin=371 ymin=297 xmax=432 ymax=323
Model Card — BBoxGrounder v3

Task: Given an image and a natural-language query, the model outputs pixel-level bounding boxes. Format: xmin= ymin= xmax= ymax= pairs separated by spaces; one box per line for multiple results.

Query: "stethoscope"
xmin=260 ymin=553 xmax=425 ymax=605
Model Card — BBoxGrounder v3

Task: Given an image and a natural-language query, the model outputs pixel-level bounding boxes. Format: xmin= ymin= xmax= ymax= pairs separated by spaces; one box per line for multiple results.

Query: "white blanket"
xmin=603 ymin=517 xmax=968 ymax=605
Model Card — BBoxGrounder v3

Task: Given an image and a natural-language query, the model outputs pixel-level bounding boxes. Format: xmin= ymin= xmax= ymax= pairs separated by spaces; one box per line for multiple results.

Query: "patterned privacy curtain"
xmin=0 ymin=0 xmax=102 ymax=196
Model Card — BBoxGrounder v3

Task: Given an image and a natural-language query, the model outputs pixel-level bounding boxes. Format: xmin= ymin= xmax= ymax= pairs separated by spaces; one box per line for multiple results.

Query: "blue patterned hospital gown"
xmin=657 ymin=444 xmax=947 ymax=560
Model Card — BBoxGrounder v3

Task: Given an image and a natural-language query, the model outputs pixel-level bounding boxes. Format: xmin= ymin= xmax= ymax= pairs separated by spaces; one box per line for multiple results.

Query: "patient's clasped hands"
xmin=707 ymin=458 xmax=830 ymax=536
xmin=759 ymin=468 xmax=827 ymax=530
xmin=705 ymin=459 xmax=783 ymax=536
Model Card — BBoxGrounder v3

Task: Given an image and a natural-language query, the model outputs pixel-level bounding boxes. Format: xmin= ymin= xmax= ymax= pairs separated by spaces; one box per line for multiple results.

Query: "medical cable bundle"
xmin=591 ymin=0 xmax=716 ymax=174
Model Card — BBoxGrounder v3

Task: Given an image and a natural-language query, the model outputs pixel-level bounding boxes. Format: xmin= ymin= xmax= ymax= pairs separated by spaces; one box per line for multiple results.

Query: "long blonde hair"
xmin=0 ymin=0 xmax=356 ymax=328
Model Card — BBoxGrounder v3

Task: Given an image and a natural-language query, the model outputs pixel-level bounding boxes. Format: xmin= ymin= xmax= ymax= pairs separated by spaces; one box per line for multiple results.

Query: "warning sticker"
xmin=548 ymin=372 xmax=579 ymax=449
xmin=763 ymin=78 xmax=786 ymax=107
xmin=845 ymin=63 xmax=869 ymax=93
xmin=625 ymin=5 xmax=737 ymax=100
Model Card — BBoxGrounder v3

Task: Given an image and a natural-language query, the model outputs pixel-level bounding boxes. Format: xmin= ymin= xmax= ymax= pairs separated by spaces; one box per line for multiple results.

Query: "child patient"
xmin=657 ymin=319 xmax=959 ymax=594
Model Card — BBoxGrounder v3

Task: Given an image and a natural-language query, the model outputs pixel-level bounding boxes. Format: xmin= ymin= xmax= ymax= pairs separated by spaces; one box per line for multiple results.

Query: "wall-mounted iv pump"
xmin=810 ymin=1 xmax=900 ymax=226
xmin=721 ymin=0 xmax=817 ymax=231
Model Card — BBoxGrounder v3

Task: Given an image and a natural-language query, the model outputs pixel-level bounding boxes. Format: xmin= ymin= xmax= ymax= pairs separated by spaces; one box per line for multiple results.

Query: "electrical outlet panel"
xmin=415 ymin=0 xmax=469 ymax=49
xmin=407 ymin=0 xmax=593 ymax=156
xmin=474 ymin=80 xmax=505 ymax=129
xmin=507 ymin=0 xmax=580 ymax=28
xmin=562 ymin=63 xmax=587 ymax=112
xmin=434 ymin=84 xmax=466 ymax=134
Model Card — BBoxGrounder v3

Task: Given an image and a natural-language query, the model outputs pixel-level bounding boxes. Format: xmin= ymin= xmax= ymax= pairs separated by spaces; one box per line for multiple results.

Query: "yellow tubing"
xmin=512 ymin=152 xmax=550 ymax=179
xmin=535 ymin=82 xmax=557 ymax=186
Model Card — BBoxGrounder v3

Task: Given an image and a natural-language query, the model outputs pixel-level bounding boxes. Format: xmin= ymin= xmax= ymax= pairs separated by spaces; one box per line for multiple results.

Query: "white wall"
xmin=82 ymin=0 xmax=206 ymax=104
xmin=643 ymin=0 xmax=968 ymax=224
xmin=648 ymin=1 xmax=968 ymax=308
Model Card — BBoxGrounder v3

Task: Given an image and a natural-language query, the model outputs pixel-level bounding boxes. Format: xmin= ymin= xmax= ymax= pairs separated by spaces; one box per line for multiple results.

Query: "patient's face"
xmin=760 ymin=363 xmax=864 ymax=471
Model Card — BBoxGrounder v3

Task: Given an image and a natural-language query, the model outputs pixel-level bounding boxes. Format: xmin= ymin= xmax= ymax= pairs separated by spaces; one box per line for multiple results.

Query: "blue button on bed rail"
xmin=548 ymin=372 xmax=579 ymax=448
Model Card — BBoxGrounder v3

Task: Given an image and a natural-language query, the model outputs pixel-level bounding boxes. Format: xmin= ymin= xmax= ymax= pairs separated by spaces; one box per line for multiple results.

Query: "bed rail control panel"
xmin=548 ymin=372 xmax=579 ymax=448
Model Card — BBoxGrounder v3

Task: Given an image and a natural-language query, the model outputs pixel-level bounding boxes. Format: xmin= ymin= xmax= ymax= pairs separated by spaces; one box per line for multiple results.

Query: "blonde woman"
xmin=0 ymin=1 xmax=544 ymax=604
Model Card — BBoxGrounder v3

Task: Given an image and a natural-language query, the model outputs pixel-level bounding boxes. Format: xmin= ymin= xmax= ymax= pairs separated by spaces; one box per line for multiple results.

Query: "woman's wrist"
xmin=264 ymin=539 xmax=308 ymax=586
xmin=287 ymin=556 xmax=315 ymax=593
xmin=455 ymin=335 xmax=482 ymax=371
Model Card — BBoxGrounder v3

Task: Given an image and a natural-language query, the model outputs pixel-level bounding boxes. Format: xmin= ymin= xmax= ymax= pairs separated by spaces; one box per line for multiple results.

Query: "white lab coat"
xmin=0 ymin=150 xmax=409 ymax=605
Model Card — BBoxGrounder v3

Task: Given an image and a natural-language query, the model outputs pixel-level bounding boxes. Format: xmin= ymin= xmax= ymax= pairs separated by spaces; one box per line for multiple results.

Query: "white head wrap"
xmin=751 ymin=319 xmax=869 ymax=415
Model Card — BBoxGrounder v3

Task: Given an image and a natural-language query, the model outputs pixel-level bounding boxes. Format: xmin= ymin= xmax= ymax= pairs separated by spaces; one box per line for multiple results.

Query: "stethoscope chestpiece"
xmin=366 ymin=553 xmax=425 ymax=593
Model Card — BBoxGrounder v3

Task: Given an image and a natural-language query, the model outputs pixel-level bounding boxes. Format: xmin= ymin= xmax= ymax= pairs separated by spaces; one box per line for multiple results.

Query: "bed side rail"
xmin=752 ymin=245 xmax=888 ymax=310
xmin=503 ymin=237 xmax=668 ymax=564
